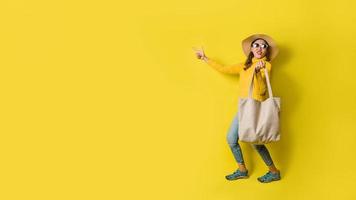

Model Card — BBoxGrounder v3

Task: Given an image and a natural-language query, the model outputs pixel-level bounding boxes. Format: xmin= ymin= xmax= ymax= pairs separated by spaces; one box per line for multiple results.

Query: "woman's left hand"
xmin=255 ymin=61 xmax=266 ymax=72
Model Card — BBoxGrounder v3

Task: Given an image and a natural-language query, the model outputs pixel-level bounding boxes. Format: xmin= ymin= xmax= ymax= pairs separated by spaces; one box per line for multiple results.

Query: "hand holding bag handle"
xmin=248 ymin=66 xmax=274 ymax=99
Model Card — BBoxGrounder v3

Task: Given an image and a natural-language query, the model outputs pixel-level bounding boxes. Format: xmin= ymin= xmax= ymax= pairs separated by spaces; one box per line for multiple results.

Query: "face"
xmin=250 ymin=39 xmax=268 ymax=59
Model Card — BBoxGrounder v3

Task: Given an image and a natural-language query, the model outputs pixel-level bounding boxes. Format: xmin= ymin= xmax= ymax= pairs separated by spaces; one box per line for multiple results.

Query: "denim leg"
xmin=226 ymin=111 xmax=245 ymax=164
xmin=253 ymin=144 xmax=274 ymax=166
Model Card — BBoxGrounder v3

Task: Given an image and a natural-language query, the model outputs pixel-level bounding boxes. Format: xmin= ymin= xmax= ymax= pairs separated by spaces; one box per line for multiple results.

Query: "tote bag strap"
xmin=248 ymin=66 xmax=274 ymax=98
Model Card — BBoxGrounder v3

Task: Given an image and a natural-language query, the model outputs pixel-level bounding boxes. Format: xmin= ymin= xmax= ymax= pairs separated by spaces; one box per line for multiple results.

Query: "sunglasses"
xmin=251 ymin=43 xmax=269 ymax=49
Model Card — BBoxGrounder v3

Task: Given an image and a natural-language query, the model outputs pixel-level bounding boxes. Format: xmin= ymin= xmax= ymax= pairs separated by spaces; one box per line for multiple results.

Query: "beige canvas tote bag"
xmin=238 ymin=67 xmax=280 ymax=144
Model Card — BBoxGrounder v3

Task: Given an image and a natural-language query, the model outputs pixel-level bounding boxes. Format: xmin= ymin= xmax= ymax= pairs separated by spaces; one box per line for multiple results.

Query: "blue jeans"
xmin=226 ymin=111 xmax=275 ymax=166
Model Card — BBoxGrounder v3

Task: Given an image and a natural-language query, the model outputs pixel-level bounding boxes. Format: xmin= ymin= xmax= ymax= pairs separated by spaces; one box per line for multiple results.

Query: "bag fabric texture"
xmin=238 ymin=67 xmax=280 ymax=144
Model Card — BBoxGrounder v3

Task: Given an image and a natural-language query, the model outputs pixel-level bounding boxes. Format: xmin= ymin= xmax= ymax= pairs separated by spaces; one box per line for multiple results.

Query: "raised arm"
xmin=204 ymin=57 xmax=244 ymax=75
xmin=193 ymin=46 xmax=243 ymax=75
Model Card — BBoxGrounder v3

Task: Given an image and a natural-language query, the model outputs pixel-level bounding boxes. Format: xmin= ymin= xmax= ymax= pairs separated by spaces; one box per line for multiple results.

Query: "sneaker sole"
xmin=257 ymin=177 xmax=281 ymax=183
xmin=226 ymin=176 xmax=249 ymax=181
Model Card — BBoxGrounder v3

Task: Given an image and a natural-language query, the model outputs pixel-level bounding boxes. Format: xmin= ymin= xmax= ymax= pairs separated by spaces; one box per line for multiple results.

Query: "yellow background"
xmin=1 ymin=0 xmax=356 ymax=199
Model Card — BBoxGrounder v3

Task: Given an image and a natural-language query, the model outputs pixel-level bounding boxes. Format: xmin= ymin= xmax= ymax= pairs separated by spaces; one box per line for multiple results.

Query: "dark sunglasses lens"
xmin=261 ymin=44 xmax=268 ymax=49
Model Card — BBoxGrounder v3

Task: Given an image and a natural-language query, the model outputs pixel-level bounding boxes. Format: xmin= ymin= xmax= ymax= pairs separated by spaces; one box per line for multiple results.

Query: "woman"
xmin=193 ymin=34 xmax=281 ymax=183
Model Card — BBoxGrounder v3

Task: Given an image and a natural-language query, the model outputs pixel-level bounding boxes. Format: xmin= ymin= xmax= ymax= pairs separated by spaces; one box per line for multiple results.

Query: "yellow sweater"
xmin=206 ymin=56 xmax=272 ymax=101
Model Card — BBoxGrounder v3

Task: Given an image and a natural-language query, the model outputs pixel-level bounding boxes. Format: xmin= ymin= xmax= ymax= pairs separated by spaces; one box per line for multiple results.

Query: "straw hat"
xmin=241 ymin=34 xmax=279 ymax=61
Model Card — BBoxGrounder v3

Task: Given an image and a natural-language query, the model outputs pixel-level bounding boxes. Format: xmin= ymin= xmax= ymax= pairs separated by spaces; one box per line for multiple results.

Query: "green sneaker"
xmin=225 ymin=169 xmax=249 ymax=180
xmin=257 ymin=171 xmax=281 ymax=183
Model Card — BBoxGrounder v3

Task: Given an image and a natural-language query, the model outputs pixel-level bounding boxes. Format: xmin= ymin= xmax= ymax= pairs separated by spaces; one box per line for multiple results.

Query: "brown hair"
xmin=243 ymin=38 xmax=271 ymax=70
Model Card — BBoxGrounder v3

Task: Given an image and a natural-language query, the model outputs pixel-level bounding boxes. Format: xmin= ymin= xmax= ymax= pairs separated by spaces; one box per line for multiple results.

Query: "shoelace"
xmin=261 ymin=172 xmax=277 ymax=180
xmin=233 ymin=170 xmax=241 ymax=174
xmin=234 ymin=170 xmax=246 ymax=175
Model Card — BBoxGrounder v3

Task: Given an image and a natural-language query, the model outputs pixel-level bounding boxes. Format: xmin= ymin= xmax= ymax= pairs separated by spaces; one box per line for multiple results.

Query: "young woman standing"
xmin=193 ymin=34 xmax=281 ymax=183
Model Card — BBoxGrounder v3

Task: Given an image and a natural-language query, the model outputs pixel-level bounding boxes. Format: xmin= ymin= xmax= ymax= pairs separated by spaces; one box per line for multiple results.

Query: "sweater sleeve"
xmin=205 ymin=58 xmax=244 ymax=75
xmin=255 ymin=62 xmax=272 ymax=96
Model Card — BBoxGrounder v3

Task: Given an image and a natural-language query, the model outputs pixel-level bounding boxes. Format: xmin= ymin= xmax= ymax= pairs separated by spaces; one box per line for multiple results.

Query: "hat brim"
xmin=242 ymin=34 xmax=279 ymax=61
